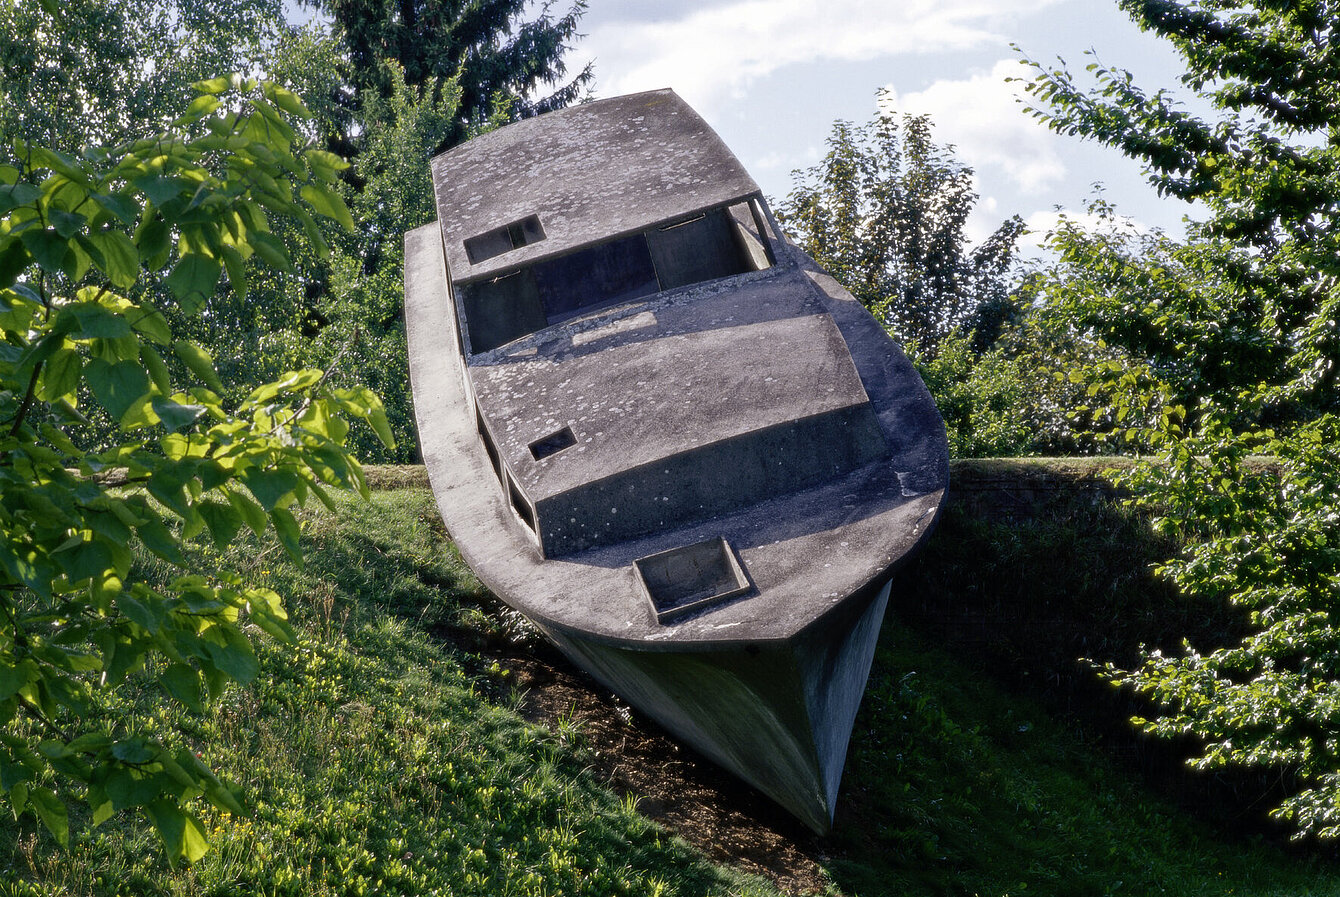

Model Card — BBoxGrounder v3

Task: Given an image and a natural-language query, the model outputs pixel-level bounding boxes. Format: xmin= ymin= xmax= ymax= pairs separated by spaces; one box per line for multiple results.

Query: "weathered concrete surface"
xmin=537 ymin=578 xmax=891 ymax=833
xmin=406 ymin=220 xmax=946 ymax=831
xmin=432 ymin=90 xmax=760 ymax=285
xmin=470 ymin=271 xmax=888 ymax=556
xmin=405 ymin=89 xmax=949 ymax=833
xmin=406 ymin=222 xmax=944 ymax=647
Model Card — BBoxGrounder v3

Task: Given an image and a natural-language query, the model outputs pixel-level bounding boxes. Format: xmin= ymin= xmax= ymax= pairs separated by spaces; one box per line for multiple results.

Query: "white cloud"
xmin=572 ymin=0 xmax=1066 ymax=118
xmin=880 ymin=59 xmax=1065 ymax=194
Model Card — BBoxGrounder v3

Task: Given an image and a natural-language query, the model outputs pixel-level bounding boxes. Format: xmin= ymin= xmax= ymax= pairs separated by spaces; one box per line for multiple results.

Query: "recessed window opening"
xmin=646 ymin=204 xmax=770 ymax=291
xmin=534 ymin=233 xmax=660 ymax=323
xmin=476 ymin=407 xmax=503 ymax=484
xmin=508 ymin=477 xmax=537 ymax=533
xmin=529 ymin=426 xmax=577 ymax=460
xmin=464 ymin=214 xmax=546 ymax=264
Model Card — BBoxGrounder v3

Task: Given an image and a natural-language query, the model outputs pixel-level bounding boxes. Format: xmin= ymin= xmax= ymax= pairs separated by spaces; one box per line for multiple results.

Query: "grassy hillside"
xmin=3 ymin=468 xmax=1339 ymax=896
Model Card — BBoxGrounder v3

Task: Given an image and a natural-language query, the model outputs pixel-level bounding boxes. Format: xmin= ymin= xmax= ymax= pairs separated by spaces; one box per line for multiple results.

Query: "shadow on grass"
xmin=824 ymin=466 xmax=1339 ymax=896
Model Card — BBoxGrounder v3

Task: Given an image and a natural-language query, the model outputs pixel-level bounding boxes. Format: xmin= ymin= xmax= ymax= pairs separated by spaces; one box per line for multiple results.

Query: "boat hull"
xmin=538 ymin=577 xmax=891 ymax=833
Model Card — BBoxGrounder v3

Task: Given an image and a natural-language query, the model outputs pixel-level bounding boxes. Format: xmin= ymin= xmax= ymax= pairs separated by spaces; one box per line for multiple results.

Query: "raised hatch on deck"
xmin=635 ymin=537 xmax=751 ymax=624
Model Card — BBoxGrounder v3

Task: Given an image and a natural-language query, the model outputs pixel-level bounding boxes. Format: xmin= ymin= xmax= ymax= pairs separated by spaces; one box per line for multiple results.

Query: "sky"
xmin=564 ymin=0 xmax=1211 ymax=253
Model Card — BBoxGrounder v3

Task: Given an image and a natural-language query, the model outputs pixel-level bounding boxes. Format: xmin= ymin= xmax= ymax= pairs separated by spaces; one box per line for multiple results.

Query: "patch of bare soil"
xmin=500 ymin=645 xmax=837 ymax=896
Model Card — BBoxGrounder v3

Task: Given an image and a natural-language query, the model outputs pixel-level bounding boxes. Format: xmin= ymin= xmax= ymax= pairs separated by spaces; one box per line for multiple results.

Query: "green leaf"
xmin=205 ymin=626 xmax=259 ymax=683
xmin=175 ymin=94 xmax=220 ymax=126
xmin=220 ymin=244 xmax=246 ymax=301
xmin=304 ymin=149 xmax=349 ymax=178
xmin=91 ymin=192 xmax=138 ymax=226
xmin=296 ymin=208 xmax=329 ymax=257
xmin=29 ymin=787 xmax=69 ymax=848
xmin=14 ymin=332 xmax=65 ymax=385
xmin=29 ymin=146 xmax=90 ymax=187
xmin=147 ymin=798 xmax=208 ymax=862
xmin=50 ymin=209 xmax=86 ymax=239
xmin=0 ymin=543 xmax=56 ymax=597
xmin=53 ymin=539 xmax=115 ymax=584
xmin=247 ymin=230 xmax=294 ymax=274
xmin=20 ymin=229 xmax=70 ymax=275
xmin=244 ymin=587 xmax=293 ymax=642
xmin=192 ymin=76 xmax=231 ymax=95
xmin=0 ymin=182 xmax=41 ymax=213
xmin=173 ymin=340 xmax=223 ymax=392
xmin=84 ymin=229 xmax=140 ymax=288
xmin=225 ymin=489 xmax=268 ymax=536
xmin=85 ymin=358 xmax=151 ymax=422
xmin=38 ymin=348 xmax=81 ymax=402
xmin=161 ymin=664 xmax=203 ymax=713
xmin=0 ymin=661 xmax=34 ymax=702
xmin=270 ymin=506 xmax=302 ymax=564
xmin=141 ymin=344 xmax=172 ymax=395
xmin=137 ymin=514 xmax=188 ymax=565
xmin=0 ymin=239 xmax=31 ymax=288
xmin=368 ymin=404 xmax=395 ymax=449
xmin=165 ymin=254 xmax=221 ymax=312
xmin=300 ymin=183 xmax=355 ymax=232
xmin=127 ymin=304 xmax=171 ymax=345
xmin=134 ymin=175 xmax=190 ymax=208
xmin=134 ymin=215 xmax=171 ymax=270
xmin=151 ymin=397 xmax=206 ymax=432
xmin=264 ymin=83 xmax=310 ymax=118
xmin=117 ymin=590 xmax=163 ymax=633
xmin=62 ymin=302 xmax=131 ymax=339
xmin=111 ymin=739 xmax=156 ymax=765
xmin=197 ymin=500 xmax=242 ymax=550
xmin=241 ymin=468 xmax=300 ymax=511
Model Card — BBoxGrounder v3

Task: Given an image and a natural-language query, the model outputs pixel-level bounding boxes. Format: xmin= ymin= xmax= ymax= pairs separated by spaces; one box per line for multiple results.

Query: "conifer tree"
xmin=315 ymin=0 xmax=591 ymax=152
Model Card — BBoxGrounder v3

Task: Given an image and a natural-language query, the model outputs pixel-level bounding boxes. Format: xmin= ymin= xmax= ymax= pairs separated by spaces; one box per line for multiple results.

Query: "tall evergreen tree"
xmin=312 ymin=0 xmax=591 ymax=152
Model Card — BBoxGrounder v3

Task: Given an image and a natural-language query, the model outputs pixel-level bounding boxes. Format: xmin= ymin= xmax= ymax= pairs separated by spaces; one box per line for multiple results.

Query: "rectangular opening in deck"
xmin=464 ymin=215 xmax=546 ymax=264
xmin=529 ymin=426 xmax=576 ymax=460
xmin=634 ymin=537 xmax=751 ymax=624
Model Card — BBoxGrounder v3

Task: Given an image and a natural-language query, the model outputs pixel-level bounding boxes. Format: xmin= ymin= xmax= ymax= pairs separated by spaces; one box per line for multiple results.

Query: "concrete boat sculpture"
xmin=404 ymin=89 xmax=948 ymax=833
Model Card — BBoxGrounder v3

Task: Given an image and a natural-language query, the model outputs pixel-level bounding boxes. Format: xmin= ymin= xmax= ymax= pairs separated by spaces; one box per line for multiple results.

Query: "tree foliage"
xmin=778 ymin=100 xmax=1024 ymax=358
xmin=1020 ymin=0 xmax=1340 ymax=837
xmin=310 ymin=0 xmax=591 ymax=153
xmin=0 ymin=69 xmax=390 ymax=861
xmin=0 ymin=0 xmax=287 ymax=151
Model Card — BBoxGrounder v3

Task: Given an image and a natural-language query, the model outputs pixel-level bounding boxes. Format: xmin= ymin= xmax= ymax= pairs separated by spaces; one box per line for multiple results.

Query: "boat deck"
xmin=406 ymin=224 xmax=948 ymax=648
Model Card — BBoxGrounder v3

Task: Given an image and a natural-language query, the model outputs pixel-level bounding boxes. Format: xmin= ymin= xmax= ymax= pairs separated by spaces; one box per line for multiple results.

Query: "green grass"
xmin=832 ymin=625 xmax=1339 ymax=895
xmin=3 ymin=479 xmax=1340 ymax=895
xmin=0 ymin=489 xmax=780 ymax=897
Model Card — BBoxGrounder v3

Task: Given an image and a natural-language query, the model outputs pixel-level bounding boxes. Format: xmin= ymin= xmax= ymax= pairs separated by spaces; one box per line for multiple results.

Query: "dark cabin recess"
xmin=457 ymin=199 xmax=773 ymax=354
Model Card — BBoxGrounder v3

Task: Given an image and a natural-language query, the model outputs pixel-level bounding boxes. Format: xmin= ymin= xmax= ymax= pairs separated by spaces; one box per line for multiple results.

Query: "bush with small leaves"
xmin=0 ymin=65 xmax=390 ymax=861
